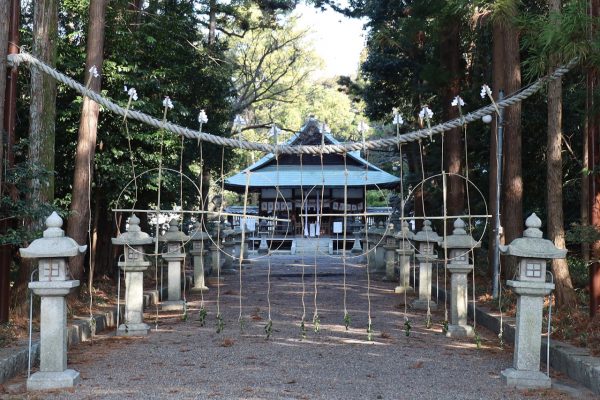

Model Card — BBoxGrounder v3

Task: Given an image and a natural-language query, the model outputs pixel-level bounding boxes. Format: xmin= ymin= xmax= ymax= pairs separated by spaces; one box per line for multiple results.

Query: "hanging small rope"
xmin=462 ymin=114 xmax=480 ymax=347
xmin=238 ymin=170 xmax=251 ymax=332
xmin=215 ymin=147 xmax=226 ymax=334
xmin=299 ymin=154 xmax=307 ymax=339
xmin=361 ymin=130 xmax=374 ymax=341
xmin=198 ymin=140 xmax=207 ymax=325
xmin=342 ymin=152 xmax=350 ymax=330
xmin=418 ymin=140 xmax=433 ymax=329
xmin=152 ymin=100 xmax=171 ymax=330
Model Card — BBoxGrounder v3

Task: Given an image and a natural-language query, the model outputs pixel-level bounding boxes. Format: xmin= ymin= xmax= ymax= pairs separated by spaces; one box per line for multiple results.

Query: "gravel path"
xmin=3 ymin=255 xmax=585 ymax=399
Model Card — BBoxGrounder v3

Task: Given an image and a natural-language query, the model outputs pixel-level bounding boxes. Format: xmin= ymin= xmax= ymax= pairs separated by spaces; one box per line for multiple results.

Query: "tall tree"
xmin=546 ymin=0 xmax=577 ymax=308
xmin=497 ymin=0 xmax=523 ymax=275
xmin=28 ymin=0 xmax=58 ymax=209
xmin=488 ymin=16 xmax=505 ymax=280
xmin=439 ymin=10 xmax=464 ymax=224
xmin=588 ymin=0 xmax=600 ymax=316
xmin=67 ymin=0 xmax=107 ymax=281
xmin=0 ymin=0 xmax=11 ymax=324
xmin=0 ymin=0 xmax=9 ymax=181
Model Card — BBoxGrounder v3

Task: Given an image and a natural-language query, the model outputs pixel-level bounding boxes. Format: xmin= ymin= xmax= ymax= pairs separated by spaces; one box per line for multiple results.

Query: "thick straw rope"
xmin=7 ymin=52 xmax=577 ymax=154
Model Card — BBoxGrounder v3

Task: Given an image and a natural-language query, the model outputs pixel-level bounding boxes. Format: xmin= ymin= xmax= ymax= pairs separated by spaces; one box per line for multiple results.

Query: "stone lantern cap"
xmin=500 ymin=213 xmax=567 ymax=259
xmin=440 ymin=218 xmax=480 ymax=249
xmin=221 ymin=221 xmax=235 ymax=238
xmin=158 ymin=218 xmax=190 ymax=242
xmin=189 ymin=221 xmax=210 ymax=241
xmin=383 ymin=223 xmax=396 ymax=237
xmin=112 ymin=214 xmax=154 ymax=246
xmin=413 ymin=220 xmax=442 ymax=243
xmin=394 ymin=221 xmax=414 ymax=241
xmin=20 ymin=212 xmax=87 ymax=258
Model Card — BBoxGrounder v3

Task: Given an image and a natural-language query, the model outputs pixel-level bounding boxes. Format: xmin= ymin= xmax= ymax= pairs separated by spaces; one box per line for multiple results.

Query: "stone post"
xmin=364 ymin=228 xmax=376 ymax=269
xmin=411 ymin=220 xmax=441 ymax=311
xmin=384 ymin=224 xmax=397 ymax=280
xmin=111 ymin=214 xmax=154 ymax=336
xmin=500 ymin=213 xmax=565 ymax=389
xmin=158 ymin=218 xmax=189 ymax=311
xmin=351 ymin=230 xmax=362 ymax=254
xmin=258 ymin=230 xmax=269 ymax=254
xmin=209 ymin=242 xmax=220 ymax=274
xmin=394 ymin=221 xmax=414 ymax=294
xmin=189 ymin=221 xmax=209 ymax=293
xmin=440 ymin=219 xmax=480 ymax=337
xmin=20 ymin=212 xmax=86 ymax=390
xmin=221 ymin=222 xmax=236 ymax=273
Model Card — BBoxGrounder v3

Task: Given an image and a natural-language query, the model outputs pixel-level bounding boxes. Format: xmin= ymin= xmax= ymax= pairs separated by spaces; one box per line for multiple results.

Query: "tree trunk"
xmin=440 ymin=17 xmax=464 ymax=232
xmin=488 ymin=20 xmax=505 ymax=279
xmin=500 ymin=15 xmax=523 ymax=277
xmin=582 ymin=109 xmax=590 ymax=262
xmin=0 ymin=0 xmax=11 ymax=324
xmin=546 ymin=0 xmax=577 ymax=308
xmin=29 ymin=0 xmax=58 ymax=210
xmin=0 ymin=0 xmax=8 ymax=170
xmin=588 ymin=0 xmax=600 ymax=318
xmin=208 ymin=0 xmax=217 ymax=46
xmin=1 ymin=0 xmax=20 ymax=323
xmin=67 ymin=0 xmax=107 ymax=281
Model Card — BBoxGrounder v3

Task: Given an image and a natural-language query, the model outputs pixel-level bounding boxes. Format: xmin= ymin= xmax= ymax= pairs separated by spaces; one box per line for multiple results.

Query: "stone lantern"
xmin=221 ymin=221 xmax=237 ymax=273
xmin=394 ymin=221 xmax=414 ymax=294
xmin=258 ymin=219 xmax=269 ymax=255
xmin=351 ymin=227 xmax=363 ymax=254
xmin=369 ymin=222 xmax=386 ymax=272
xmin=411 ymin=220 xmax=441 ymax=311
xmin=440 ymin=218 xmax=480 ymax=337
xmin=500 ymin=213 xmax=565 ymax=389
xmin=158 ymin=218 xmax=190 ymax=311
xmin=19 ymin=212 xmax=86 ymax=390
xmin=111 ymin=214 xmax=154 ymax=336
xmin=189 ymin=221 xmax=209 ymax=293
xmin=383 ymin=223 xmax=397 ymax=281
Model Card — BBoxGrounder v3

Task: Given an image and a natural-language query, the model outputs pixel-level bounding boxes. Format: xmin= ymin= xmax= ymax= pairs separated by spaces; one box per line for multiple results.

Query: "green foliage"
xmin=47 ymin=0 xmax=237 ymax=222
xmin=0 ymin=150 xmax=56 ymax=246
xmin=300 ymin=319 xmax=306 ymax=339
xmin=441 ymin=319 xmax=449 ymax=334
xmin=343 ymin=312 xmax=351 ymax=330
xmin=264 ymin=319 xmax=273 ymax=339
xmin=367 ymin=320 xmax=374 ymax=341
xmin=403 ymin=318 xmax=411 ymax=337
xmin=199 ymin=306 xmax=208 ymax=326
xmin=566 ymin=223 xmax=600 ymax=244
xmin=425 ymin=313 xmax=432 ymax=329
xmin=567 ymin=256 xmax=589 ymax=289
xmin=216 ymin=313 xmax=225 ymax=333
xmin=313 ymin=313 xmax=320 ymax=333
xmin=521 ymin=0 xmax=598 ymax=79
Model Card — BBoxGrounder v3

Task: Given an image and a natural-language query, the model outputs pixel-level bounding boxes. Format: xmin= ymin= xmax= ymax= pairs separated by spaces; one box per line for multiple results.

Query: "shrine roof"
xmin=224 ymin=119 xmax=400 ymax=192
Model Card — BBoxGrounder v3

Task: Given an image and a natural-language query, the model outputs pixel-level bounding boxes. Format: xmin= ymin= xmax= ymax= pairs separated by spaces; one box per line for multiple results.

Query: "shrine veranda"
xmin=6 ymin=52 xmax=580 ymax=396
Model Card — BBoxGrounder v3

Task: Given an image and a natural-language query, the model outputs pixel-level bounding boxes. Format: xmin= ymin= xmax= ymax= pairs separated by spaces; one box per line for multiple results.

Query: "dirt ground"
xmin=1 ymin=254 xmax=595 ymax=399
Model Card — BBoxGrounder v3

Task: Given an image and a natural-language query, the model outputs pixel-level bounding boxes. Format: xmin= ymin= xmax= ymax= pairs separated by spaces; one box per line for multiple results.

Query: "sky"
xmin=294 ymin=3 xmax=366 ymax=78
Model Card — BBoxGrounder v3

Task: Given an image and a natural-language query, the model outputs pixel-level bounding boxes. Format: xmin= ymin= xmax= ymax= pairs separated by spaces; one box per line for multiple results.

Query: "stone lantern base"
xmin=162 ymin=300 xmax=185 ymax=311
xmin=446 ymin=324 xmax=473 ymax=338
xmin=28 ymin=369 xmax=80 ymax=391
xmin=501 ymin=368 xmax=551 ymax=389
xmin=411 ymin=299 xmax=437 ymax=311
xmin=117 ymin=322 xmax=150 ymax=336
